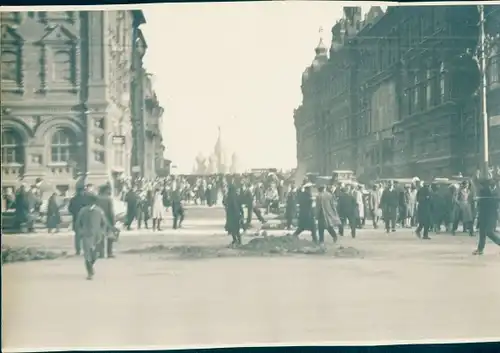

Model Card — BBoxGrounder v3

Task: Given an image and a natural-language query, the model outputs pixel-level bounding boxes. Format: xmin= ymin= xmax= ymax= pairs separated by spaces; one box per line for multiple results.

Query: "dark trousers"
xmin=318 ymin=217 xmax=338 ymax=243
xmin=137 ymin=208 xmax=149 ymax=229
xmin=384 ymin=210 xmax=397 ymax=232
xmin=84 ymin=248 xmax=97 ymax=277
xmin=339 ymin=216 xmax=356 ymax=238
xmin=285 ymin=209 xmax=296 ymax=229
xmin=452 ymin=218 xmax=473 ymax=236
xmin=173 ymin=203 xmax=184 ymax=229
xmin=292 ymin=222 xmax=317 ymax=243
xmin=125 ymin=209 xmax=137 ymax=229
xmin=370 ymin=209 xmax=379 ymax=228
xmin=416 ymin=222 xmax=431 ymax=238
xmin=72 ymin=218 xmax=81 ymax=254
xmin=477 ymin=227 xmax=500 ymax=252
xmin=96 ymin=237 xmax=113 ymax=258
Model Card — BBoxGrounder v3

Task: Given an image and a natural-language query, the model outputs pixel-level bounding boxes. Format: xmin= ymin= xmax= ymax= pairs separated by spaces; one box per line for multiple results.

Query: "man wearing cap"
xmin=473 ymin=178 xmax=500 ymax=255
xmin=74 ymin=193 xmax=113 ymax=280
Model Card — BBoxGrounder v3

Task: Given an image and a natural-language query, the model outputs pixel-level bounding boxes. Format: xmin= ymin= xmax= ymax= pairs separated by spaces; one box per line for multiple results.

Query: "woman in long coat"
xmin=151 ymin=188 xmax=167 ymax=231
xmin=224 ymin=183 xmax=242 ymax=246
xmin=46 ymin=192 xmax=61 ymax=233
xmin=315 ymin=185 xmax=341 ymax=244
xmin=292 ymin=183 xmax=318 ymax=243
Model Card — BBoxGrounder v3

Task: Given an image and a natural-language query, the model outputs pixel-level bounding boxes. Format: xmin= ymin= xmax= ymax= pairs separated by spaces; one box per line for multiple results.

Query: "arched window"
xmin=1 ymin=130 xmax=23 ymax=164
xmin=53 ymin=51 xmax=72 ymax=82
xmin=50 ymin=129 xmax=74 ymax=163
xmin=1 ymin=51 xmax=18 ymax=82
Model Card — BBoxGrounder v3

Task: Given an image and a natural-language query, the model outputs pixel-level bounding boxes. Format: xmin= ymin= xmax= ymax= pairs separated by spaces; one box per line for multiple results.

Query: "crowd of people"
xmin=3 ymin=169 xmax=500 ymax=280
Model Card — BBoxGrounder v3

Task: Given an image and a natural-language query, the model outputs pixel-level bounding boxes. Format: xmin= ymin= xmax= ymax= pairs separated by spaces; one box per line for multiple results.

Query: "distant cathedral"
xmin=192 ymin=126 xmax=239 ymax=174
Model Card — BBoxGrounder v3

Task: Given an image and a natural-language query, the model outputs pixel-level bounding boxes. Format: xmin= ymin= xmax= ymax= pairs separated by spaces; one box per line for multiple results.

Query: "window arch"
xmin=1 ymin=130 xmax=23 ymax=164
xmin=1 ymin=51 xmax=18 ymax=82
xmin=53 ymin=50 xmax=72 ymax=82
xmin=50 ymin=128 xmax=74 ymax=163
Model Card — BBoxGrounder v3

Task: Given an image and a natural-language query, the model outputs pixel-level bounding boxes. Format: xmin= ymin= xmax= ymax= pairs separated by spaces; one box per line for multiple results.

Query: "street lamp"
xmin=478 ymin=4 xmax=490 ymax=178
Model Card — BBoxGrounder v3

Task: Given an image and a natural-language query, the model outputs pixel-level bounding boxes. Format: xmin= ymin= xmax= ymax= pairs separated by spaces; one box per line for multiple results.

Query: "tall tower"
xmin=214 ymin=126 xmax=225 ymax=173
xmin=312 ymin=27 xmax=328 ymax=70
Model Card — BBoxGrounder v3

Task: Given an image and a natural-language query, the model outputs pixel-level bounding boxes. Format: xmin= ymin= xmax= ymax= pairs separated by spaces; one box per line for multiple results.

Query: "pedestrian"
xmin=380 ymin=180 xmax=399 ymax=233
xmin=96 ymin=184 xmax=116 ymax=258
xmin=451 ymin=181 xmax=474 ymax=237
xmin=124 ymin=186 xmax=139 ymax=230
xmin=171 ymin=184 xmax=185 ymax=229
xmin=285 ymin=183 xmax=298 ymax=230
xmin=46 ymin=192 xmax=61 ymax=233
xmin=368 ymin=184 xmax=381 ymax=229
xmin=473 ymin=178 xmax=500 ymax=255
xmin=292 ymin=183 xmax=318 ymax=243
xmin=68 ymin=186 xmax=91 ymax=255
xmin=338 ymin=185 xmax=357 ymax=238
xmin=315 ymin=185 xmax=340 ymax=245
xmin=74 ymin=193 xmax=114 ymax=280
xmin=224 ymin=182 xmax=242 ymax=246
xmin=151 ymin=187 xmax=166 ymax=231
xmin=415 ymin=182 xmax=433 ymax=240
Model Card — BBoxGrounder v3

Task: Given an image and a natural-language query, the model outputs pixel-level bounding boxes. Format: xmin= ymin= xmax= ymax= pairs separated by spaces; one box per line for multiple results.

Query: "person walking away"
xmin=46 ymin=192 xmax=62 ymax=233
xmin=452 ymin=181 xmax=474 ymax=237
xmin=315 ymin=185 xmax=340 ymax=245
xmin=368 ymin=184 xmax=381 ymax=229
xmin=74 ymin=194 xmax=114 ymax=280
xmin=415 ymin=182 xmax=433 ymax=240
xmin=96 ymin=184 xmax=116 ymax=258
xmin=292 ymin=183 xmax=318 ymax=243
xmin=338 ymin=185 xmax=357 ymax=238
xmin=473 ymin=178 xmax=500 ymax=255
xmin=430 ymin=183 xmax=445 ymax=232
xmin=353 ymin=185 xmax=364 ymax=228
xmin=171 ymin=184 xmax=185 ymax=229
xmin=124 ymin=186 xmax=139 ymax=230
xmin=224 ymin=183 xmax=242 ymax=246
xmin=151 ymin=187 xmax=167 ymax=231
xmin=285 ymin=183 xmax=298 ymax=230
xmin=380 ymin=180 xmax=399 ymax=233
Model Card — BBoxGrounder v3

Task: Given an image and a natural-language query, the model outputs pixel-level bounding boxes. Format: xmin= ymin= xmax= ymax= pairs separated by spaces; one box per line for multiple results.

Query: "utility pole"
xmin=478 ymin=4 xmax=490 ymax=178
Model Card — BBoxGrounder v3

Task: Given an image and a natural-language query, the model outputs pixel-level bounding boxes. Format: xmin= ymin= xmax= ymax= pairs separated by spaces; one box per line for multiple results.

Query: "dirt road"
xmin=2 ymin=229 xmax=500 ymax=351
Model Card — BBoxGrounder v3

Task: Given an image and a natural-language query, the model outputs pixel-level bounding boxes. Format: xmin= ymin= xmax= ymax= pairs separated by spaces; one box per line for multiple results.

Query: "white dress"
xmin=152 ymin=191 xmax=167 ymax=219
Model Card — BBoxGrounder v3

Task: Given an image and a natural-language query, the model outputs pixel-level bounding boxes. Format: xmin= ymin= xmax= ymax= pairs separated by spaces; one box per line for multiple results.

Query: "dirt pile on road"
xmin=241 ymin=234 xmax=324 ymax=255
xmin=2 ymin=244 xmax=68 ymax=264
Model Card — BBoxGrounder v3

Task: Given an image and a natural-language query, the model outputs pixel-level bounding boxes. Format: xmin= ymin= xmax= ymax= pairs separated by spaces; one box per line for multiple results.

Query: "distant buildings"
xmin=1 ymin=10 xmax=168 ymax=192
xmin=295 ymin=5 xmax=500 ymax=180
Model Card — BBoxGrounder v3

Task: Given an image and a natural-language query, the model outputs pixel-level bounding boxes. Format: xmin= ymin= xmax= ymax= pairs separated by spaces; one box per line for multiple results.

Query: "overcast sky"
xmin=141 ymin=2 xmax=375 ymax=173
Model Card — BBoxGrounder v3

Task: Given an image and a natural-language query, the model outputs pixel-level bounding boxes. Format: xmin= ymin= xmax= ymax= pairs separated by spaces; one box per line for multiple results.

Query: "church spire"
xmin=315 ymin=26 xmax=327 ymax=57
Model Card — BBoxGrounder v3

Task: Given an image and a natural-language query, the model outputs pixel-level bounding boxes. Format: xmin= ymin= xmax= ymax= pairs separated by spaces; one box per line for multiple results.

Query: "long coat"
xmin=75 ymin=205 xmax=110 ymax=263
xmin=315 ymin=191 xmax=341 ymax=228
xmin=46 ymin=195 xmax=61 ymax=229
xmin=151 ymin=191 xmax=167 ymax=219
xmin=224 ymin=186 xmax=241 ymax=234
xmin=380 ymin=188 xmax=399 ymax=220
xmin=477 ymin=185 xmax=500 ymax=230
xmin=285 ymin=189 xmax=298 ymax=219
xmin=338 ymin=190 xmax=357 ymax=219
xmin=15 ymin=188 xmax=30 ymax=225
xmin=416 ymin=187 xmax=433 ymax=225
xmin=296 ymin=189 xmax=315 ymax=231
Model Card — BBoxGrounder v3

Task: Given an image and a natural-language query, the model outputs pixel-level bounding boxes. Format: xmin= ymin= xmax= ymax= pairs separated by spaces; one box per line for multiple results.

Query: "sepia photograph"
xmin=1 ymin=2 xmax=500 ymax=352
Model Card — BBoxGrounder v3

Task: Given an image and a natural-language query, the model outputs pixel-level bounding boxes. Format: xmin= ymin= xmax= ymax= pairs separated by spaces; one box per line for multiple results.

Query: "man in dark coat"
xmin=14 ymin=184 xmax=30 ymax=232
xmin=292 ymin=183 xmax=318 ymax=243
xmin=473 ymin=179 xmax=500 ymax=255
xmin=124 ymin=186 xmax=139 ymax=230
xmin=96 ymin=184 xmax=116 ymax=258
xmin=224 ymin=183 xmax=242 ymax=246
xmin=75 ymin=193 xmax=113 ymax=280
xmin=380 ymin=180 xmax=399 ymax=233
xmin=315 ymin=185 xmax=340 ymax=244
xmin=337 ymin=185 xmax=357 ymax=238
xmin=415 ymin=182 xmax=433 ymax=240
xmin=285 ymin=184 xmax=298 ymax=230
xmin=240 ymin=184 xmax=254 ymax=230
xmin=68 ymin=186 xmax=91 ymax=255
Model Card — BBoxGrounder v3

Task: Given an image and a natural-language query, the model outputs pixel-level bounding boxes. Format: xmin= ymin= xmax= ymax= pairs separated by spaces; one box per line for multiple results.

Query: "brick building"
xmin=295 ymin=5 xmax=500 ymax=181
xmin=0 ymin=10 xmax=166 ymax=193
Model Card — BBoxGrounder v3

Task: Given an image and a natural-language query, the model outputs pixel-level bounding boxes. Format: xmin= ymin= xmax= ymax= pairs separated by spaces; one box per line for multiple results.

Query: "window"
xmin=1 ymin=130 xmax=22 ymax=164
xmin=50 ymin=129 xmax=74 ymax=163
xmin=1 ymin=51 xmax=18 ymax=82
xmin=53 ymin=51 xmax=72 ymax=82
xmin=114 ymin=146 xmax=124 ymax=167
xmin=426 ymin=68 xmax=432 ymax=107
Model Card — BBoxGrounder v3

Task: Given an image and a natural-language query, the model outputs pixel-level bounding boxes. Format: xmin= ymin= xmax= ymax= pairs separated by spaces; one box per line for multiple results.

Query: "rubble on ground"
xmin=2 ymin=244 xmax=68 ymax=264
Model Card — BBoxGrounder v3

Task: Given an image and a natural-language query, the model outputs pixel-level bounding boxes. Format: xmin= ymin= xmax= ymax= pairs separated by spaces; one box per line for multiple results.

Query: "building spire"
xmin=315 ymin=26 xmax=327 ymax=56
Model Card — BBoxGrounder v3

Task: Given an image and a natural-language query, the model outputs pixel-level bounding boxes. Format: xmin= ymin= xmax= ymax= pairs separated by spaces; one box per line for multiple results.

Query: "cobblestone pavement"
xmin=2 ymin=211 xmax=500 ymax=351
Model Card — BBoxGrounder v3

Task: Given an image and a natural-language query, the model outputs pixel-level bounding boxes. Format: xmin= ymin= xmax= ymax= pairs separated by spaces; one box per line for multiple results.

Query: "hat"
xmin=303 ymin=182 xmax=313 ymax=188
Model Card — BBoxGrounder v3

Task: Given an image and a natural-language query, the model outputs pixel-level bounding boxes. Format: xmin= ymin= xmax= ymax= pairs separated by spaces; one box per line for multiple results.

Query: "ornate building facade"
xmin=1 ymin=10 xmax=166 ymax=192
xmin=295 ymin=5 xmax=499 ymax=180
